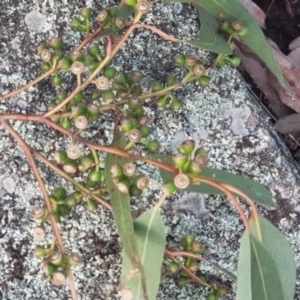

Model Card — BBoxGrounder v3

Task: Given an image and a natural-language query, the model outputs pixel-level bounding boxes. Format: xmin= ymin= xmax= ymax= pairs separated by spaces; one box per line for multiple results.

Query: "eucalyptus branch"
xmin=32 ymin=150 xmax=112 ymax=211
xmin=0 ymin=68 xmax=55 ymax=102
xmin=164 ymin=249 xmax=211 ymax=288
xmin=0 ymin=120 xmax=65 ymax=251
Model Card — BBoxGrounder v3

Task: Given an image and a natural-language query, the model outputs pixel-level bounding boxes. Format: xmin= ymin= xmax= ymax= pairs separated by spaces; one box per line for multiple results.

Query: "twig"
xmin=0 ymin=69 xmax=55 ymax=102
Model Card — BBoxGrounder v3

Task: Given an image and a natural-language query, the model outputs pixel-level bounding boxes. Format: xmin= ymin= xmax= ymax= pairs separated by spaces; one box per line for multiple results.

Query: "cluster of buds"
xmin=96 ymin=6 xmax=130 ymax=31
xmin=218 ymin=20 xmax=248 ymax=37
xmin=163 ymin=139 xmax=208 ymax=195
xmin=70 ymin=7 xmax=92 ymax=32
xmin=175 ymin=54 xmax=211 ymax=87
xmin=35 ymin=244 xmax=82 ymax=286
xmin=152 ymin=75 xmax=183 ymax=110
xmin=31 ymin=187 xmax=82 ymax=224
xmin=120 ymin=111 xmax=160 ymax=153
xmin=110 ymin=162 xmax=150 ymax=196
xmin=48 ymin=89 xmax=100 ymax=127
xmin=111 ymin=70 xmax=143 ymax=100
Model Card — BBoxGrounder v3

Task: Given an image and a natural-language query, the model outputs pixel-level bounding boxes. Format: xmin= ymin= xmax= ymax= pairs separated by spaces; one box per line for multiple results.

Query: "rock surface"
xmin=0 ymin=0 xmax=300 ymax=299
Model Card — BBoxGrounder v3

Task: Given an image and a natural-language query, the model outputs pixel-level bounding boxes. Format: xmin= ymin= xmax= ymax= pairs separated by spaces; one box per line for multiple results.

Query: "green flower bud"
xmin=41 ymin=62 xmax=51 ymax=72
xmin=37 ymin=43 xmax=48 ymax=56
xmin=219 ymin=20 xmax=231 ymax=33
xmin=51 ymin=73 xmax=63 ymax=86
xmin=198 ymin=75 xmax=211 ymax=87
xmin=185 ymin=56 xmax=197 ymax=67
xmin=177 ymin=140 xmax=195 ymax=156
xmin=216 ymin=287 xmax=228 ymax=297
xmin=180 ymin=234 xmax=195 ymax=250
xmin=115 ymin=72 xmax=128 ymax=84
xmin=86 ymin=198 xmax=98 ymax=211
xmin=31 ymin=206 xmax=48 ymax=220
xmin=187 ymin=161 xmax=202 ymax=174
xmin=56 ymin=90 xmax=68 ymax=102
xmin=130 ymin=71 xmax=143 ymax=84
xmin=52 ymin=187 xmax=67 ymax=200
xmin=56 ymin=204 xmax=70 ymax=217
xmin=167 ymin=261 xmax=180 ymax=273
xmin=87 ymin=104 xmax=99 ymax=122
xmin=70 ymin=17 xmax=85 ymax=30
xmin=227 ymin=55 xmax=241 ymax=67
xmin=156 ymin=96 xmax=168 ymax=108
xmin=185 ymin=258 xmax=199 ymax=272
xmin=139 ymin=125 xmax=151 ymax=138
xmin=88 ymin=44 xmax=102 ymax=61
xmin=49 ymin=252 xmax=64 ymax=266
xmin=175 ymin=54 xmax=186 ymax=66
xmin=178 ymin=276 xmax=191 ymax=287
xmin=112 ymin=81 xmax=124 ymax=91
xmin=97 ymin=10 xmax=110 ymax=25
xmin=216 ymin=56 xmax=227 ymax=67
xmin=48 ymin=38 xmax=63 ymax=50
xmin=129 ymin=184 xmax=143 ymax=197
xmin=69 ymin=91 xmax=84 ymax=106
xmin=88 ymin=168 xmax=102 ymax=182
xmin=80 ymin=7 xmax=92 ymax=20
xmin=108 ymin=7 xmax=119 ymax=18
xmin=65 ymin=191 xmax=82 ymax=206
xmin=102 ymin=89 xmax=115 ymax=103
xmin=151 ymin=80 xmax=163 ymax=92
xmin=117 ymin=88 xmax=128 ymax=99
xmin=125 ymin=0 xmax=137 ymax=6
xmin=121 ymin=118 xmax=138 ymax=132
xmin=110 ymin=163 xmax=124 ymax=178
xmin=54 ymin=150 xmax=68 ymax=164
xmin=60 ymin=118 xmax=72 ymax=130
xmin=90 ymin=89 xmax=102 ymax=100
xmin=43 ymin=262 xmax=58 ymax=276
xmin=58 ymin=56 xmax=72 ymax=70
xmin=172 ymin=153 xmax=188 ymax=169
xmin=35 ymin=245 xmax=49 ymax=258
xmin=131 ymin=85 xmax=143 ymax=97
xmin=114 ymin=176 xmax=131 ymax=194
xmin=62 ymin=158 xmax=78 ymax=174
xmin=72 ymin=103 xmax=87 ymax=118
xmin=206 ymin=292 xmax=217 ymax=300
xmin=166 ymin=75 xmax=176 ymax=86
xmin=78 ymin=153 xmax=95 ymax=172
xmin=145 ymin=140 xmax=160 ymax=153
xmin=70 ymin=51 xmax=85 ymax=62
xmin=103 ymin=67 xmax=116 ymax=79
xmin=86 ymin=177 xmax=99 ymax=188
xmin=194 ymin=148 xmax=208 ymax=167
xmin=171 ymin=99 xmax=183 ymax=111
xmin=51 ymin=271 xmax=67 ymax=286
xmin=67 ymin=253 xmax=82 ymax=267
xmin=162 ymin=181 xmax=176 ymax=195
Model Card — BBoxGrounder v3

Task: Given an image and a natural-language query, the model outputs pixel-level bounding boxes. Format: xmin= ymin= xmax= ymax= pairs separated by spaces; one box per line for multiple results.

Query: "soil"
xmin=254 ymin=0 xmax=300 ymax=54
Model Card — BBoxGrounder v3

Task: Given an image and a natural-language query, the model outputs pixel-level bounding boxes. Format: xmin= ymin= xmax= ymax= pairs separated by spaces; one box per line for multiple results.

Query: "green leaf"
xmin=237 ymin=215 xmax=296 ymax=300
xmin=121 ymin=207 xmax=166 ymax=300
xmin=184 ymin=6 xmax=232 ymax=54
xmin=152 ymin=154 xmax=275 ymax=207
xmin=105 ymin=132 xmax=147 ymax=294
xmin=172 ymin=0 xmax=287 ymax=88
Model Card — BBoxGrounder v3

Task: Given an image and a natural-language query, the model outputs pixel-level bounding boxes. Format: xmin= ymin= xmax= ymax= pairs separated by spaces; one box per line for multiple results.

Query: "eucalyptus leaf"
xmin=184 ymin=6 xmax=232 ymax=54
xmin=237 ymin=215 xmax=296 ymax=300
xmin=105 ymin=132 xmax=147 ymax=295
xmin=152 ymin=154 xmax=275 ymax=207
xmin=121 ymin=207 xmax=166 ymax=300
xmin=172 ymin=0 xmax=287 ymax=88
